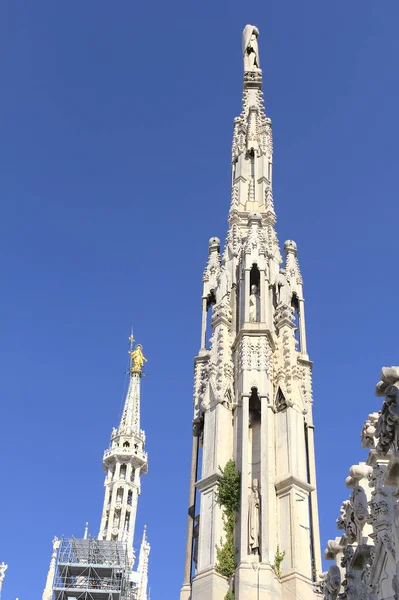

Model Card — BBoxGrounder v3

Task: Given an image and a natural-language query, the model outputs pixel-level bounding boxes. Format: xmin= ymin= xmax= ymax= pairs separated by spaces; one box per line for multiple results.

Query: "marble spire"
xmin=98 ymin=336 xmax=148 ymax=572
xmin=180 ymin=25 xmax=322 ymax=600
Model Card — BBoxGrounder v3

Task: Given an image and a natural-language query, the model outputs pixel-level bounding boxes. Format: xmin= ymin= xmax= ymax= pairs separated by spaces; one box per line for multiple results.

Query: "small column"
xmin=200 ymin=297 xmax=207 ymax=349
xmin=107 ymin=481 xmax=119 ymax=540
xmin=306 ymin=424 xmax=322 ymax=579
xmin=298 ymin=299 xmax=307 ymax=355
xmin=260 ymin=389 xmax=272 ymax=562
xmin=99 ymin=487 xmax=109 ymax=536
xmin=181 ymin=435 xmax=199 ymax=599
xmin=128 ymin=486 xmax=140 ymax=549
xmin=259 ymin=269 xmax=266 ymax=323
xmin=239 ymin=395 xmax=250 ymax=559
xmin=244 ymin=270 xmax=250 ymax=322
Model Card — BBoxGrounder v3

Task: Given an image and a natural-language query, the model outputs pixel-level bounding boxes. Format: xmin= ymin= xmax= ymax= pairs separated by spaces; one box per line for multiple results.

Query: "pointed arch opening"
xmin=249 ymin=265 xmax=260 ymax=323
xmin=291 ymin=293 xmax=300 ymax=349
xmin=205 ymin=290 xmax=216 ymax=348
xmin=120 ymin=464 xmax=127 ymax=481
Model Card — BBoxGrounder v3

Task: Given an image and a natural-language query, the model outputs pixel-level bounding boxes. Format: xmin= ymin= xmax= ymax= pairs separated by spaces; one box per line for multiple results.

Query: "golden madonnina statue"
xmin=130 ymin=344 xmax=147 ymax=374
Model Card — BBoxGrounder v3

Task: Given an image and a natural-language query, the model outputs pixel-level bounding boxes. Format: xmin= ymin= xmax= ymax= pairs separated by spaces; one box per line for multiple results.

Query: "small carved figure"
xmin=360 ymin=413 xmax=379 ymax=449
xmin=216 ymin=265 xmax=231 ymax=304
xmin=337 ymin=500 xmax=356 ymax=544
xmin=242 ymin=25 xmax=261 ymax=72
xmin=321 ymin=564 xmax=341 ymax=600
xmin=275 ymin=271 xmax=292 ymax=306
xmin=248 ymin=478 xmax=260 ymax=554
xmin=249 ymin=284 xmax=260 ymax=322
xmin=375 ymin=381 xmax=399 ymax=455
xmin=351 ymin=485 xmax=369 ymax=544
xmin=130 ymin=344 xmax=147 ymax=373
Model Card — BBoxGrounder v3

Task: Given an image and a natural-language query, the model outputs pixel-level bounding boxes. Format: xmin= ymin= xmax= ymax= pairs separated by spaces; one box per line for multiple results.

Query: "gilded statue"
xmin=130 ymin=344 xmax=147 ymax=373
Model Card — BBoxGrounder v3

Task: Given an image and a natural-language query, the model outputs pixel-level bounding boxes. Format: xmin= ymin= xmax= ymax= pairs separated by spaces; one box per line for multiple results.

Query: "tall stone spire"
xmin=180 ymin=25 xmax=322 ymax=600
xmin=98 ymin=335 xmax=149 ymax=571
xmin=42 ymin=537 xmax=60 ymax=600
xmin=136 ymin=526 xmax=151 ymax=600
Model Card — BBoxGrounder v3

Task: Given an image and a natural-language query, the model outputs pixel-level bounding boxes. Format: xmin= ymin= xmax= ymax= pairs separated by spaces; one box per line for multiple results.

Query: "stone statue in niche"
xmin=242 ymin=25 xmax=261 ymax=72
xmin=275 ymin=271 xmax=292 ymax=307
xmin=249 ymin=284 xmax=260 ymax=322
xmin=248 ymin=478 xmax=260 ymax=554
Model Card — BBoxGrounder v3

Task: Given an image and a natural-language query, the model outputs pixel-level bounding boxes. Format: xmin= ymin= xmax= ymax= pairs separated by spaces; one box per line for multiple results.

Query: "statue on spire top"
xmin=242 ymin=25 xmax=261 ymax=72
xmin=130 ymin=343 xmax=147 ymax=374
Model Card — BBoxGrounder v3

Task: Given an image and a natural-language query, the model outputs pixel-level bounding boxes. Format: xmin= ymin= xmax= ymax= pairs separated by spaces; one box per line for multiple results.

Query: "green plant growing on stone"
xmin=273 ymin=545 xmax=286 ymax=578
xmin=214 ymin=460 xmax=240 ymax=600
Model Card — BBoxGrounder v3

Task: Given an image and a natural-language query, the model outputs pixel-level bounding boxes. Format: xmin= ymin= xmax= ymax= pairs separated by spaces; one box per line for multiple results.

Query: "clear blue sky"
xmin=1 ymin=1 xmax=398 ymax=597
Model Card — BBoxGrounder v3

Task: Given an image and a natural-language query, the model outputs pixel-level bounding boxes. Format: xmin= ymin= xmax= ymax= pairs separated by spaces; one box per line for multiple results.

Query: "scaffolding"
xmin=53 ymin=538 xmax=135 ymax=600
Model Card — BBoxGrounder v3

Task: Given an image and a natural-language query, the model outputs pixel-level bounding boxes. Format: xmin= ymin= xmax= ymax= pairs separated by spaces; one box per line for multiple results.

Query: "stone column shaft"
xmin=239 ymin=396 xmax=250 ymax=559
xmin=298 ymin=299 xmax=307 ymax=355
xmin=201 ymin=298 xmax=207 ymax=349
xmin=183 ymin=435 xmax=199 ymax=585
xmin=244 ymin=270 xmax=250 ymax=322
xmin=305 ymin=424 xmax=322 ymax=578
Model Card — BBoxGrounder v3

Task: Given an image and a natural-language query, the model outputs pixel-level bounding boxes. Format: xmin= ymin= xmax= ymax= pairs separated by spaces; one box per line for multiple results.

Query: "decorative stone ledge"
xmin=275 ymin=474 xmax=314 ymax=495
xmin=195 ymin=470 xmax=222 ymax=492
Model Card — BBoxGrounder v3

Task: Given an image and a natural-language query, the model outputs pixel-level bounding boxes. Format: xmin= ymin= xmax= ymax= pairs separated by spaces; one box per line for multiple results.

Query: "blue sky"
xmin=1 ymin=1 xmax=399 ymax=597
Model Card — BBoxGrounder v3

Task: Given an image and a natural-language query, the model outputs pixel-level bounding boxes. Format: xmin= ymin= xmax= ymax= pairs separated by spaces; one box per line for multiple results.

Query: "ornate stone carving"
xmin=375 ymin=371 xmax=399 ymax=455
xmin=244 ymin=213 xmax=267 ymax=258
xmin=238 ymin=336 xmax=271 ymax=377
xmin=193 ymin=357 xmax=210 ymax=413
xmin=202 ymin=237 xmax=221 ymax=297
xmin=208 ymin=308 xmax=234 ymax=407
xmin=321 ymin=565 xmax=341 ymax=600
xmin=337 ymin=500 xmax=357 ymax=544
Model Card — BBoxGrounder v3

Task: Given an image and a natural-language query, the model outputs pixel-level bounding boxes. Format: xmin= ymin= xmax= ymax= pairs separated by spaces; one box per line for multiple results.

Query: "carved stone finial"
xmin=284 ymin=240 xmax=297 ymax=256
xmin=208 ymin=237 xmax=220 ymax=254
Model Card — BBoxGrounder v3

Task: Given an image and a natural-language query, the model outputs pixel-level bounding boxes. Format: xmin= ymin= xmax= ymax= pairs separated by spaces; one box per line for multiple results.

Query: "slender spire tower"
xmin=45 ymin=336 xmax=150 ymax=600
xmin=136 ymin=526 xmax=151 ymax=600
xmin=98 ymin=335 xmax=149 ymax=569
xmin=181 ymin=25 xmax=322 ymax=600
